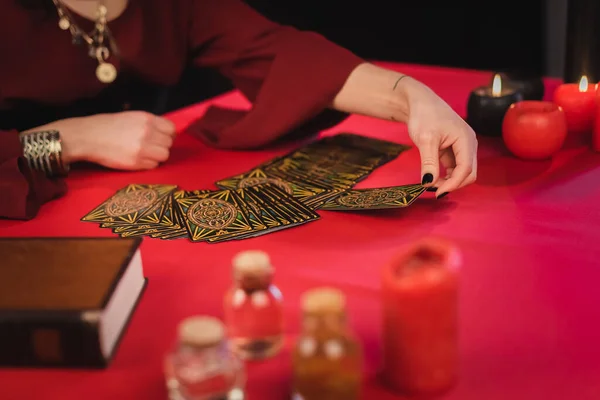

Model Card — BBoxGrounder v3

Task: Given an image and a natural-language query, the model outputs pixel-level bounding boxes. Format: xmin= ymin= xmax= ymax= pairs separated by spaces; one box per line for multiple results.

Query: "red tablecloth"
xmin=1 ymin=62 xmax=599 ymax=400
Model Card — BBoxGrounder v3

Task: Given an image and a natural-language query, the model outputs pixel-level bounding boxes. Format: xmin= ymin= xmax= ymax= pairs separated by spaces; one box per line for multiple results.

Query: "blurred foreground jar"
xmin=224 ymin=250 xmax=284 ymax=360
xmin=164 ymin=316 xmax=245 ymax=400
xmin=292 ymin=287 xmax=363 ymax=400
xmin=381 ymin=237 xmax=461 ymax=396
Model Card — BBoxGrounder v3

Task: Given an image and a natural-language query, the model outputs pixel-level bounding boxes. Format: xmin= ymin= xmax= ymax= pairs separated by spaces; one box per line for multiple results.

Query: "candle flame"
xmin=579 ymin=75 xmax=588 ymax=91
xmin=492 ymin=74 xmax=502 ymax=97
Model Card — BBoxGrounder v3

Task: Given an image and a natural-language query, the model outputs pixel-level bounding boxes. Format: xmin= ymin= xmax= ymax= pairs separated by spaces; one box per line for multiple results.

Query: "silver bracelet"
xmin=18 ymin=130 xmax=69 ymax=177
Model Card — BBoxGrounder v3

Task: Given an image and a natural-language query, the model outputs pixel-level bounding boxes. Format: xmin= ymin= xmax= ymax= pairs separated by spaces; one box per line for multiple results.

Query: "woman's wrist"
xmin=392 ymin=76 xmax=437 ymax=119
xmin=18 ymin=130 xmax=70 ymax=177
xmin=331 ymin=63 xmax=432 ymax=124
xmin=22 ymin=117 xmax=87 ymax=165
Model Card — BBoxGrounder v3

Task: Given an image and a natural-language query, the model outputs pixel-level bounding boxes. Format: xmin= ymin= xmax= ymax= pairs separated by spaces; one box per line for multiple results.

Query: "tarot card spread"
xmin=81 ymin=133 xmax=427 ymax=243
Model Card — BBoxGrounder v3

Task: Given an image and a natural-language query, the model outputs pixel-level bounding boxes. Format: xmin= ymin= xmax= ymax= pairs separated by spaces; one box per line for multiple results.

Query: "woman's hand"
xmin=331 ymin=63 xmax=478 ymax=197
xmin=27 ymin=111 xmax=176 ymax=170
xmin=404 ymin=81 xmax=478 ymax=197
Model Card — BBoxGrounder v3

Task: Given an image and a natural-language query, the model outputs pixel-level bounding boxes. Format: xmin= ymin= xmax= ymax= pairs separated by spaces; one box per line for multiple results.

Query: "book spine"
xmin=0 ymin=312 xmax=106 ymax=368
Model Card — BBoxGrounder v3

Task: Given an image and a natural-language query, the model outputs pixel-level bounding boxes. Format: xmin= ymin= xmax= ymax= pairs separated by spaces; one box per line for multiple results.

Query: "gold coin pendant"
xmin=96 ymin=63 xmax=117 ymax=83
xmin=58 ymin=17 xmax=71 ymax=30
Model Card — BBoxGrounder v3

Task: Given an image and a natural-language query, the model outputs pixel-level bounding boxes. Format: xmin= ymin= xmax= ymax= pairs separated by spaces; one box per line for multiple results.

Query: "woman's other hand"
xmin=28 ymin=111 xmax=176 ymax=170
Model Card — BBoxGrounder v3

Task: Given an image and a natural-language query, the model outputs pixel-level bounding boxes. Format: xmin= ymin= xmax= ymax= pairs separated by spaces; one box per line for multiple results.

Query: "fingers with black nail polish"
xmin=422 ymin=173 xmax=433 ymax=185
xmin=426 ymin=187 xmax=438 ymax=192
xmin=436 ymin=192 xmax=449 ymax=199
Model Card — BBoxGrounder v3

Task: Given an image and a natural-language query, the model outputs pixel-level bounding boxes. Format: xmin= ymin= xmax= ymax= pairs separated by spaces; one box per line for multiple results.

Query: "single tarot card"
xmin=175 ymin=190 xmax=253 ymax=242
xmin=322 ymin=133 xmax=411 ymax=159
xmin=267 ymin=159 xmax=362 ymax=190
xmin=303 ymin=189 xmax=348 ymax=210
xmin=151 ymin=198 xmax=190 ymax=239
xmin=214 ymin=167 xmax=290 ymax=191
xmin=285 ymin=137 xmax=389 ymax=168
xmin=151 ymin=214 xmax=189 ymax=239
xmin=298 ymin=135 xmax=408 ymax=177
xmin=150 ymin=190 xmax=212 ymax=233
xmin=267 ymin=164 xmax=358 ymax=194
xmin=117 ymin=225 xmax=172 ymax=238
xmin=267 ymin=144 xmax=386 ymax=189
xmin=246 ymin=184 xmax=307 ymax=224
xmin=101 ymin=193 xmax=169 ymax=230
xmin=151 ymin=224 xmax=189 ymax=240
xmin=215 ymin=167 xmax=326 ymax=204
xmin=154 ymin=230 xmax=189 ymax=240
xmin=320 ymin=184 xmax=426 ymax=211
xmin=212 ymin=218 xmax=316 ymax=242
xmin=111 ymin=198 xmax=168 ymax=232
xmin=98 ymin=186 xmax=174 ymax=230
xmin=81 ymin=183 xmax=177 ymax=225
xmin=155 ymin=195 xmax=180 ymax=228
xmin=240 ymin=186 xmax=294 ymax=227
xmin=251 ymin=183 xmax=320 ymax=222
xmin=113 ymin=213 xmax=183 ymax=238
xmin=115 ymin=216 xmax=184 ymax=237
xmin=266 ymin=184 xmax=321 ymax=221
xmin=210 ymin=188 xmax=319 ymax=242
xmin=207 ymin=186 xmax=312 ymax=242
xmin=231 ymin=187 xmax=280 ymax=229
xmin=173 ymin=189 xmax=213 ymax=198
xmin=201 ymin=189 xmax=269 ymax=243
xmin=206 ymin=224 xmax=268 ymax=243
xmin=293 ymin=143 xmax=388 ymax=171
xmin=228 ymin=190 xmax=268 ymax=232
xmin=112 ymin=190 xmax=191 ymax=235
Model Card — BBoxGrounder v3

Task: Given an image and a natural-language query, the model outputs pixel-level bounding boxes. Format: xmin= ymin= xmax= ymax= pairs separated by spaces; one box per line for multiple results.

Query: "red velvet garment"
xmin=0 ymin=0 xmax=364 ymax=220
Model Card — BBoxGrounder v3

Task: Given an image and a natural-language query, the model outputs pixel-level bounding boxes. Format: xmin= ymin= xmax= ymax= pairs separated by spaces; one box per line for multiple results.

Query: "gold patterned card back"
xmin=319 ymin=184 xmax=426 ymax=211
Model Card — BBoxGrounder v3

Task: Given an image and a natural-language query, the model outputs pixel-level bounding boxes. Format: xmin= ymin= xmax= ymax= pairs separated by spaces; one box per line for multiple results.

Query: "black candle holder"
xmin=564 ymin=0 xmax=600 ymax=83
xmin=466 ymin=86 xmax=523 ymax=137
xmin=492 ymin=71 xmax=545 ymax=101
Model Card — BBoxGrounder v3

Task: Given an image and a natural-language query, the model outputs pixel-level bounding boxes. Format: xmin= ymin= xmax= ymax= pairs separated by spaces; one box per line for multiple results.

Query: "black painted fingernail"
xmin=436 ymin=192 xmax=449 ymax=199
xmin=422 ymin=173 xmax=434 ymax=184
xmin=426 ymin=187 xmax=438 ymax=192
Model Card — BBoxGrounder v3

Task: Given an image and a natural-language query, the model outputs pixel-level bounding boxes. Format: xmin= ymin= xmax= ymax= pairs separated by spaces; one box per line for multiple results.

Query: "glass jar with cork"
xmin=223 ymin=250 xmax=284 ymax=360
xmin=164 ymin=316 xmax=245 ymax=400
xmin=291 ymin=287 xmax=363 ymax=400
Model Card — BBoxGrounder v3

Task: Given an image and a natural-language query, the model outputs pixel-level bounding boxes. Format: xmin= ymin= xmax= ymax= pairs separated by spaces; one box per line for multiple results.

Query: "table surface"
xmin=1 ymin=62 xmax=599 ymax=400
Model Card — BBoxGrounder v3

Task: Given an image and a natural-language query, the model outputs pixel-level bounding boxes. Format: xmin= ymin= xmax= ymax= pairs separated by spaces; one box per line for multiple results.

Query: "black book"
xmin=0 ymin=237 xmax=147 ymax=368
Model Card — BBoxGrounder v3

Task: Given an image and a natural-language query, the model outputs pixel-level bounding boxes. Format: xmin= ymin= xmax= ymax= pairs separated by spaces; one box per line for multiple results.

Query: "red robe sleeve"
xmin=0 ymin=130 xmax=66 ymax=220
xmin=184 ymin=0 xmax=365 ymax=149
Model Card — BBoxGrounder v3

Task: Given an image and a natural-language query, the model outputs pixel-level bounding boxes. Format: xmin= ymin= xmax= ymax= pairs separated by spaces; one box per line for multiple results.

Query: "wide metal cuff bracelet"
xmin=19 ymin=130 xmax=69 ymax=177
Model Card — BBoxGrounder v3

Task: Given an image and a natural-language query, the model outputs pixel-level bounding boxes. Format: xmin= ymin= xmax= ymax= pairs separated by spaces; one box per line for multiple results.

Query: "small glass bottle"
xmin=291 ymin=287 xmax=363 ymax=400
xmin=164 ymin=316 xmax=245 ymax=400
xmin=223 ymin=250 xmax=284 ymax=360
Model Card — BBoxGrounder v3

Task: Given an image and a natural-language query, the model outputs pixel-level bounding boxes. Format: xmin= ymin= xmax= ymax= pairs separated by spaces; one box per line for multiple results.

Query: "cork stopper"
xmin=232 ymin=250 xmax=273 ymax=279
xmin=178 ymin=316 xmax=225 ymax=348
xmin=301 ymin=287 xmax=346 ymax=315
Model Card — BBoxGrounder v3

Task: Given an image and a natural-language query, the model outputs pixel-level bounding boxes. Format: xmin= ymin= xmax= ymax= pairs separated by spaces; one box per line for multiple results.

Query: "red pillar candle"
xmin=502 ymin=101 xmax=568 ymax=160
xmin=594 ymin=93 xmax=600 ymax=151
xmin=381 ymin=238 xmax=461 ymax=396
xmin=553 ymin=75 xmax=597 ymax=134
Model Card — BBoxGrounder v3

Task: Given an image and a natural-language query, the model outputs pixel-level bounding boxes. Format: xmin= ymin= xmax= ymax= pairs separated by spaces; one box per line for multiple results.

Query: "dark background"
xmin=167 ymin=0 xmax=550 ymax=110
xmin=246 ymin=1 xmax=546 ymax=75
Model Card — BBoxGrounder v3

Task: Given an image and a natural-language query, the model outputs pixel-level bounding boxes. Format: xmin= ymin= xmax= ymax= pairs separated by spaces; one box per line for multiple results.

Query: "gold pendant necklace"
xmin=52 ymin=0 xmax=118 ymax=84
